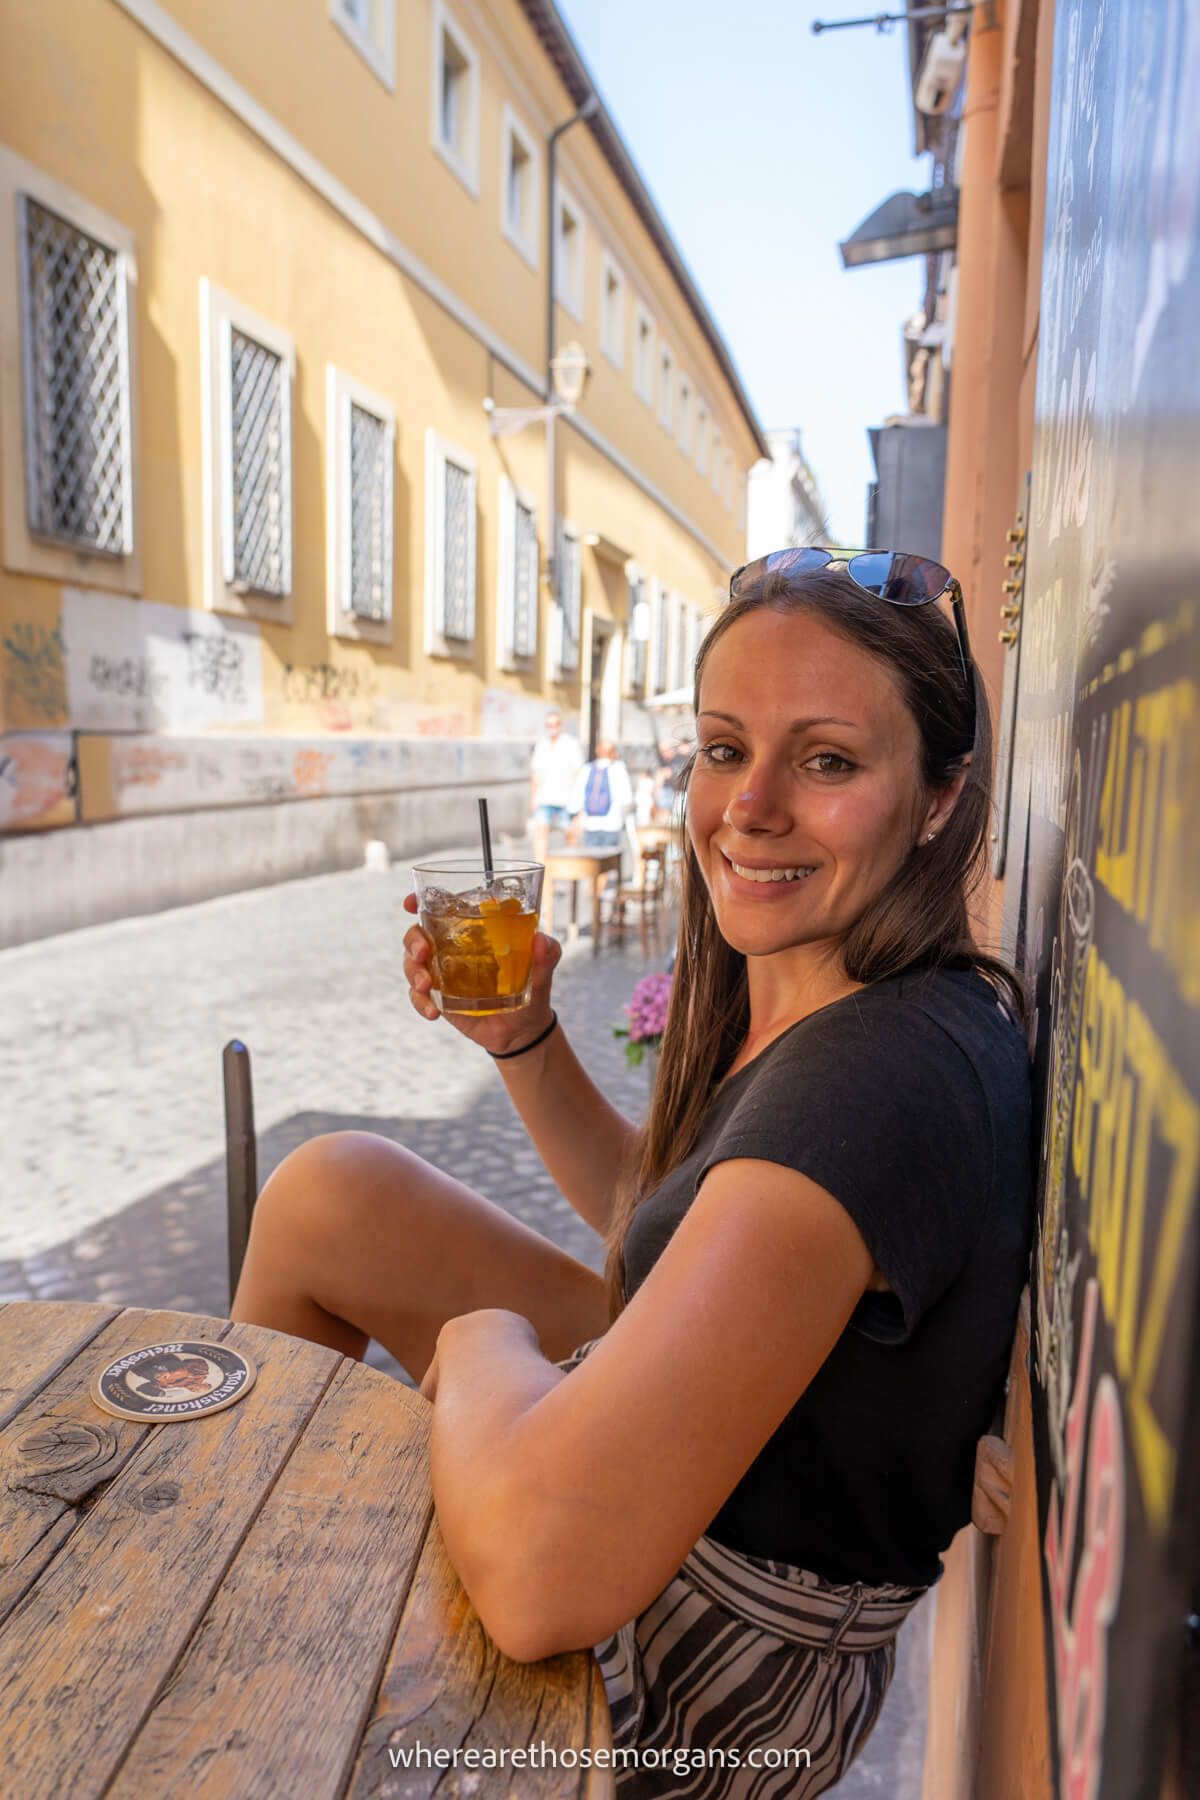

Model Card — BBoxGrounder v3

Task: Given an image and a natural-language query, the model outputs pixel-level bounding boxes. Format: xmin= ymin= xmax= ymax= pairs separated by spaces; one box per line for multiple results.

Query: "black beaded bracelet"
xmin=488 ymin=1011 xmax=559 ymax=1061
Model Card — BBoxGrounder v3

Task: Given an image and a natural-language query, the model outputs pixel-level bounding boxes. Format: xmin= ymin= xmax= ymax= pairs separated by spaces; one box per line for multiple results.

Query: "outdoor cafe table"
xmin=0 ymin=1301 xmax=613 ymax=1798
xmin=543 ymin=848 xmax=622 ymax=951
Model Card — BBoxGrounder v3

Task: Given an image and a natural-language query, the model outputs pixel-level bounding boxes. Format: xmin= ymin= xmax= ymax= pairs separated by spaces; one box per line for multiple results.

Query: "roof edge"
xmin=517 ymin=0 xmax=770 ymax=461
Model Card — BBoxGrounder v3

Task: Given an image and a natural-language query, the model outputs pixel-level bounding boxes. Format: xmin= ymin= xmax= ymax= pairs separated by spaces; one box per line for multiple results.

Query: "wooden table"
xmin=634 ymin=825 xmax=673 ymax=858
xmin=543 ymin=849 xmax=622 ymax=951
xmin=0 ymin=1302 xmax=613 ymax=1798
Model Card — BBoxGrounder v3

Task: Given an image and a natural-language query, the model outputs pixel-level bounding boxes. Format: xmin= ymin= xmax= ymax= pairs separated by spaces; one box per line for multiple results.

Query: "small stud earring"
xmin=926 ymin=832 xmax=936 ymax=843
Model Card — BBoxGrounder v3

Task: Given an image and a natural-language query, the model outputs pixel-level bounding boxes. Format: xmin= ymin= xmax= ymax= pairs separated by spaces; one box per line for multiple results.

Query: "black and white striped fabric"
xmin=555 ymin=1337 xmax=929 ymax=1797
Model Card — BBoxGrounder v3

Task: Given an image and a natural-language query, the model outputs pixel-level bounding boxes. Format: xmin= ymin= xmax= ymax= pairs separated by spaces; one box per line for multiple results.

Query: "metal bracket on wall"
xmin=989 ymin=471 xmax=1031 ymax=879
xmin=812 ymin=1 xmax=997 ymax=34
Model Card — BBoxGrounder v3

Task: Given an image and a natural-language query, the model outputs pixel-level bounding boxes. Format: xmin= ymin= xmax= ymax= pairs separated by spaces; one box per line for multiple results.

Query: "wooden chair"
xmin=223 ymin=1038 xmax=258 ymax=1307
xmin=605 ymin=843 xmax=666 ymax=954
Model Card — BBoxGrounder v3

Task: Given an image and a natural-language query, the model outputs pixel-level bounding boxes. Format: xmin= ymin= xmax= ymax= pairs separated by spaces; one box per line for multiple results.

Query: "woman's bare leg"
xmin=230 ymin=1130 xmax=611 ymax=1380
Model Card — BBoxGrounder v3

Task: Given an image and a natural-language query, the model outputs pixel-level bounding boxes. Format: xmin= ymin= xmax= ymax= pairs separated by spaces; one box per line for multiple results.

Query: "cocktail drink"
xmin=412 ymin=861 xmax=544 ymax=1015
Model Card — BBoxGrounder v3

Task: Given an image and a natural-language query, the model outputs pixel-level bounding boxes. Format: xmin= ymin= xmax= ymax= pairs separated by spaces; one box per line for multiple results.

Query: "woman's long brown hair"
xmin=601 ymin=564 xmax=1027 ymax=1322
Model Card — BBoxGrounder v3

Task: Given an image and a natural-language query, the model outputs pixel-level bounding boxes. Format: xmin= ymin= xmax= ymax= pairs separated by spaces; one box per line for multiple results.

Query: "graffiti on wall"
xmin=61 ymin=588 xmax=263 ymax=732
xmin=103 ymin=732 xmax=528 ymax=818
xmin=279 ymin=660 xmax=379 ymax=733
xmin=0 ymin=732 xmax=75 ymax=829
xmin=1 ymin=622 xmax=67 ymax=727
xmin=1003 ymin=2 xmax=1200 ymax=1795
xmin=107 ymin=734 xmax=422 ymax=814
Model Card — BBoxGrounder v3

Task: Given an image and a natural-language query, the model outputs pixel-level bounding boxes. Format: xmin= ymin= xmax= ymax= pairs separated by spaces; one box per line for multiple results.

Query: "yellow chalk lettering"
xmin=1129 ymin=1042 xmax=1199 ymax=1538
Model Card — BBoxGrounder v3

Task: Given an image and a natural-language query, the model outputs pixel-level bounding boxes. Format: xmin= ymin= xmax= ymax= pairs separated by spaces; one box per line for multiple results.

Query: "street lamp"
xmin=549 ymin=340 xmax=590 ymax=407
xmin=484 ymin=339 xmax=591 ymax=438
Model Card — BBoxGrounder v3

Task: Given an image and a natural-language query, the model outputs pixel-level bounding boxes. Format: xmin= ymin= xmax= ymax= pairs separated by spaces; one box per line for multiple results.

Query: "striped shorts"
xmin=555 ymin=1337 xmax=929 ymax=1798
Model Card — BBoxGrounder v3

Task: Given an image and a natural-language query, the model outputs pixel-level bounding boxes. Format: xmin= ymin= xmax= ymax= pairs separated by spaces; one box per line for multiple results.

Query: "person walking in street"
xmin=567 ymin=737 xmax=633 ymax=852
xmin=529 ymin=710 xmax=584 ymax=861
xmin=233 ymin=549 xmax=1033 ymax=1796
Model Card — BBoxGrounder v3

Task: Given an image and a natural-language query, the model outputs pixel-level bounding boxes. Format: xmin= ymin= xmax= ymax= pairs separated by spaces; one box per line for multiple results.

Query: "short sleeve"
xmin=700 ymin=996 xmax=994 ymax=1343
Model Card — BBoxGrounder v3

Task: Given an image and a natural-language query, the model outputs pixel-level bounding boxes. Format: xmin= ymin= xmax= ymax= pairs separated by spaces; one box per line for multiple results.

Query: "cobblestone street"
xmin=0 ymin=859 xmax=929 ymax=1796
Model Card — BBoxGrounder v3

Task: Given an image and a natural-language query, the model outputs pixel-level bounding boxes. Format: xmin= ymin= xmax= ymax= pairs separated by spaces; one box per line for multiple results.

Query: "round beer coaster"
xmin=91 ymin=1341 xmax=257 ymax=1423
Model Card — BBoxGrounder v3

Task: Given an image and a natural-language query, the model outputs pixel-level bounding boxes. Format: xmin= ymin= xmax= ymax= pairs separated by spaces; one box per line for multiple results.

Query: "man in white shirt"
xmin=568 ymin=738 xmax=633 ymax=850
xmin=529 ymin=711 xmax=584 ymax=860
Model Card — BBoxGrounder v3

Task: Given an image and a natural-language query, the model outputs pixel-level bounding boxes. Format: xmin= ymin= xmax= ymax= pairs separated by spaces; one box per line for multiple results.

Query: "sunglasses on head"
xmin=729 ymin=546 xmax=976 ymax=729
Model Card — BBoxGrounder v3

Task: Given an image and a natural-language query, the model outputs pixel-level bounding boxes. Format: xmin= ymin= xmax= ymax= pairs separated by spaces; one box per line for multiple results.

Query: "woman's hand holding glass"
xmin=402 ymin=891 xmax=562 ymax=1056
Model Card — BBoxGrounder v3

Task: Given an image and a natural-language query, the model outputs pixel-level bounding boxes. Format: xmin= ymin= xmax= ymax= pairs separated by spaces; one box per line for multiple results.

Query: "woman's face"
xmin=689 ymin=607 xmax=932 ymax=962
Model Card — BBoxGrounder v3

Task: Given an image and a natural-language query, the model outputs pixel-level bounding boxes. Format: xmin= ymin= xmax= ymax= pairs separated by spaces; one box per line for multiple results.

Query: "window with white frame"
xmin=689 ymin=603 xmax=706 ymax=673
xmin=0 ymin=149 xmax=141 ymax=591
xmin=633 ymin=304 xmax=654 ymax=404
xmin=601 ymin=253 xmax=624 ymax=367
xmin=723 ymin=447 xmax=735 ymax=509
xmin=652 ymin=581 xmax=670 ymax=693
xmin=326 ymin=366 xmax=394 ymax=641
xmin=432 ymin=2 xmax=479 ymax=194
xmin=498 ymin=476 xmax=539 ymax=667
xmin=552 ymin=520 xmax=582 ymax=675
xmin=425 ymin=429 xmax=477 ymax=655
xmin=695 ymin=401 xmax=709 ymax=477
xmin=673 ymin=592 xmax=688 ymax=689
xmin=554 ymin=188 xmax=584 ymax=321
xmin=201 ymin=279 xmax=294 ymax=622
xmin=330 ymin=0 xmax=395 ymax=88
xmin=626 ymin=567 xmax=648 ymax=694
xmin=677 ymin=376 xmax=693 ymax=456
xmin=658 ymin=344 xmax=674 ymax=431
xmin=502 ymin=105 xmax=538 ymax=267
xmin=711 ymin=425 xmax=723 ymax=494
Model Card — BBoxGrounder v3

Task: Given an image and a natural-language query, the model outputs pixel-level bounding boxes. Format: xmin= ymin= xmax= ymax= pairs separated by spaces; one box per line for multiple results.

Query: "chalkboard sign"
xmin=1001 ymin=2 xmax=1200 ymax=1795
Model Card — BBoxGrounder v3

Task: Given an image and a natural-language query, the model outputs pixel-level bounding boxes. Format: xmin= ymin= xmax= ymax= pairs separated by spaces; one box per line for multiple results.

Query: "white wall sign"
xmin=63 ymin=588 xmax=264 ymax=731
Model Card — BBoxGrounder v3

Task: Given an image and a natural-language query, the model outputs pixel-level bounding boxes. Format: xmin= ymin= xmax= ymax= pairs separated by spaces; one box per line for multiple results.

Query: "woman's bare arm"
xmin=490 ymin=1016 xmax=638 ymax=1236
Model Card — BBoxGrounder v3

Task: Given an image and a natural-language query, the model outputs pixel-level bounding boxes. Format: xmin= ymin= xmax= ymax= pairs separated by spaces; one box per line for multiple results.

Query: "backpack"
xmin=583 ymin=762 xmax=612 ymax=817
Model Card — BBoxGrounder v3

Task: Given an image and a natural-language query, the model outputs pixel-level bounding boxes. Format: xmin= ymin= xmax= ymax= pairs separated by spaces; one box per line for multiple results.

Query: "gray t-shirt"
xmin=621 ymin=963 xmax=1034 ymax=1588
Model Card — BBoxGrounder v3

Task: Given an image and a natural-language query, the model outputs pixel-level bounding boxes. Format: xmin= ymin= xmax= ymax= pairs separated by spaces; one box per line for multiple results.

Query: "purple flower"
xmin=624 ymin=971 xmax=673 ymax=1044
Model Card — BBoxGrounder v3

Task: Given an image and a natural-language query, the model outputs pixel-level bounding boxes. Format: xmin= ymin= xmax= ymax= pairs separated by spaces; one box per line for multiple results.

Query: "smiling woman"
xmin=230 ymin=555 xmax=1033 ymax=1799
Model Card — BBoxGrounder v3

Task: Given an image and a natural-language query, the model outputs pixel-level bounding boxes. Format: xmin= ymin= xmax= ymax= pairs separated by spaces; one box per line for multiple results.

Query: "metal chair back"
xmin=223 ymin=1038 xmax=258 ymax=1306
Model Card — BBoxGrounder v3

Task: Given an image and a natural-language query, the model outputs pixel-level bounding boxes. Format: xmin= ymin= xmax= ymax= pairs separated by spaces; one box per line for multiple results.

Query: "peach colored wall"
xmin=923 ymin=3 xmax=1057 ymax=1792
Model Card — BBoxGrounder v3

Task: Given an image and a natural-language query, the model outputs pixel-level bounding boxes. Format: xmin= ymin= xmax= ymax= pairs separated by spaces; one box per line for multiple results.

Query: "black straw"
xmin=478 ymin=797 xmax=494 ymax=885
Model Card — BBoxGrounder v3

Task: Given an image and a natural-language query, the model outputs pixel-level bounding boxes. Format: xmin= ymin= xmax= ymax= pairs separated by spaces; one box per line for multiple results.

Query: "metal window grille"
xmin=511 ymin=497 xmax=538 ymax=658
xmin=348 ymin=401 xmax=392 ymax=621
xmin=557 ymin=528 xmax=581 ymax=671
xmin=228 ymin=326 xmax=290 ymax=595
xmin=440 ymin=456 xmax=475 ymax=640
xmin=653 ymin=588 xmax=669 ymax=691
xmin=19 ymin=196 xmax=130 ymax=555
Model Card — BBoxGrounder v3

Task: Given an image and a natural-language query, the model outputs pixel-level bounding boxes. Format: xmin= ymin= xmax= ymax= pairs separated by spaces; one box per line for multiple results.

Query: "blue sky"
xmin=557 ymin=0 xmax=930 ymax=542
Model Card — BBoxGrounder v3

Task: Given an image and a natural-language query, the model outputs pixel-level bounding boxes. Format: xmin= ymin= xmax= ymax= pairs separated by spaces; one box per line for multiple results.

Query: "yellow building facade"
xmin=0 ymin=0 xmax=765 ymax=943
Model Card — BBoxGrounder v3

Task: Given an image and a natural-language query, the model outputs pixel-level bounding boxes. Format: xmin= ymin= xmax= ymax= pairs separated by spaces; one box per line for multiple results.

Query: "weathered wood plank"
xmin=0 ymin=1315 xmax=340 ymax=1799
xmin=0 ymin=1306 xmax=237 ymax=1630
xmin=0 ymin=1300 xmax=119 ymax=1431
xmin=347 ymin=1508 xmax=610 ymax=1798
xmin=581 ymin=1659 xmax=617 ymax=1799
xmin=107 ymin=1354 xmax=434 ymax=1800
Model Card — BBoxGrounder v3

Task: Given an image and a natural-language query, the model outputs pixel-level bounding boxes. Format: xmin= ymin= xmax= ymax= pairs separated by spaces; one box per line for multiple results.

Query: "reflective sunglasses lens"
xmin=731 ymin=547 xmax=830 ymax=596
xmin=763 ymin=547 xmax=832 ymax=577
xmin=848 ymin=552 xmax=950 ymax=604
